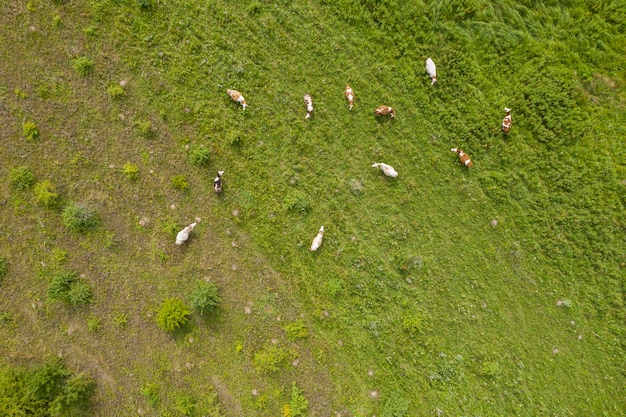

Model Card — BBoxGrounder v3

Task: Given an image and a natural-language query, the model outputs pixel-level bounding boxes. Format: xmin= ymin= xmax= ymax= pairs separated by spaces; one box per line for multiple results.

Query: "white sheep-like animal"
xmin=371 ymin=162 xmax=398 ymax=178
xmin=310 ymin=226 xmax=324 ymax=251
xmin=425 ymin=57 xmax=437 ymax=85
xmin=175 ymin=222 xmax=197 ymax=245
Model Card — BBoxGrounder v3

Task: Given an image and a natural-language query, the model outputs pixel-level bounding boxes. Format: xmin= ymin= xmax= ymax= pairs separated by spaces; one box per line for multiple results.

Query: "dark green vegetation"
xmin=1 ymin=1 xmax=624 ymax=416
xmin=0 ymin=357 xmax=95 ymax=417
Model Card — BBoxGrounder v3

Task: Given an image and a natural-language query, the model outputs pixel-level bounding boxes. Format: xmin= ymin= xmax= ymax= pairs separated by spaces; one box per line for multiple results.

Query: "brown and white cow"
xmin=451 ymin=148 xmax=474 ymax=167
xmin=374 ymin=105 xmax=396 ymax=118
xmin=344 ymin=85 xmax=355 ymax=110
xmin=227 ymin=89 xmax=247 ymax=109
xmin=304 ymin=94 xmax=314 ymax=119
xmin=502 ymin=107 xmax=512 ymax=132
xmin=213 ymin=170 xmax=224 ymax=194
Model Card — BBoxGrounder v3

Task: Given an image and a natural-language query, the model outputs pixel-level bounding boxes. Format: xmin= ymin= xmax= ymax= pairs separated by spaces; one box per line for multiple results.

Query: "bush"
xmin=0 ymin=256 xmax=8 ymax=281
xmin=137 ymin=120 xmax=156 ymax=139
xmin=122 ymin=162 xmax=138 ymax=181
xmin=189 ymin=145 xmax=211 ymax=166
xmin=283 ymin=191 xmax=311 ymax=213
xmin=22 ymin=121 xmax=39 ymax=141
xmin=253 ymin=345 xmax=288 ymax=374
xmin=189 ymin=281 xmax=221 ymax=316
xmin=0 ymin=358 xmax=95 ymax=416
xmin=286 ymin=383 xmax=308 ymax=417
xmin=62 ymin=203 xmax=99 ymax=233
xmin=71 ymin=56 xmax=94 ymax=76
xmin=106 ymin=84 xmax=125 ymax=99
xmin=48 ymin=271 xmax=93 ymax=306
xmin=34 ymin=180 xmax=59 ymax=207
xmin=9 ymin=166 xmax=36 ymax=190
xmin=155 ymin=298 xmax=190 ymax=332
xmin=171 ymin=174 xmax=189 ymax=191
xmin=141 ymin=383 xmax=160 ymax=408
xmin=283 ymin=320 xmax=308 ymax=341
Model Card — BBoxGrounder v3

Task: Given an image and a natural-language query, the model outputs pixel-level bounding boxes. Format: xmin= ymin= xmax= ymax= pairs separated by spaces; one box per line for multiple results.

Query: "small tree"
xmin=9 ymin=166 xmax=36 ymax=190
xmin=34 ymin=180 xmax=59 ymax=207
xmin=189 ymin=281 xmax=220 ymax=316
xmin=155 ymin=298 xmax=190 ymax=332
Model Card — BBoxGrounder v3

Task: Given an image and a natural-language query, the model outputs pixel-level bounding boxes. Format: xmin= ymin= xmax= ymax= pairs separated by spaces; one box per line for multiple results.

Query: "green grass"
xmin=0 ymin=1 xmax=624 ymax=416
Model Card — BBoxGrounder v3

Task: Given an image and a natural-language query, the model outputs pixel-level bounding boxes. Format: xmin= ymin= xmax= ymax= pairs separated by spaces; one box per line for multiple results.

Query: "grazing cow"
xmin=502 ymin=107 xmax=512 ymax=132
xmin=344 ymin=85 xmax=355 ymax=110
xmin=371 ymin=162 xmax=398 ymax=178
xmin=450 ymin=148 xmax=474 ymax=168
xmin=227 ymin=89 xmax=247 ymax=109
xmin=175 ymin=222 xmax=197 ymax=245
xmin=213 ymin=170 xmax=224 ymax=193
xmin=374 ymin=105 xmax=396 ymax=118
xmin=304 ymin=94 xmax=314 ymax=119
xmin=425 ymin=58 xmax=437 ymax=85
xmin=310 ymin=226 xmax=324 ymax=251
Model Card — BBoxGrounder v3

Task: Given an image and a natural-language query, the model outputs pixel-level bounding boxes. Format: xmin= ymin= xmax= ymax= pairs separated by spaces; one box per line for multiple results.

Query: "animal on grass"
xmin=450 ymin=148 xmax=474 ymax=167
xmin=310 ymin=226 xmax=324 ymax=251
xmin=213 ymin=170 xmax=224 ymax=193
xmin=371 ymin=162 xmax=398 ymax=178
xmin=304 ymin=94 xmax=314 ymax=119
xmin=227 ymin=89 xmax=247 ymax=109
xmin=344 ymin=85 xmax=355 ymax=110
xmin=374 ymin=105 xmax=396 ymax=118
xmin=502 ymin=107 xmax=512 ymax=132
xmin=175 ymin=222 xmax=197 ymax=245
xmin=425 ymin=57 xmax=437 ymax=85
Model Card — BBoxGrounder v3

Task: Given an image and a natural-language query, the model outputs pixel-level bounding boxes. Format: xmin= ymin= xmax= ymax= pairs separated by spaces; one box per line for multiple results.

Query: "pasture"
xmin=1 ymin=1 xmax=624 ymax=416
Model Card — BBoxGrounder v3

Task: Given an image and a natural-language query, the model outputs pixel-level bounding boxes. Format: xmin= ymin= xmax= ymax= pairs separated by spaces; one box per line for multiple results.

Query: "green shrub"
xmin=402 ymin=313 xmax=426 ymax=334
xmin=52 ymin=15 xmax=63 ymax=27
xmin=382 ymin=391 xmax=410 ymax=417
xmin=253 ymin=345 xmax=288 ymax=374
xmin=189 ymin=281 xmax=221 ymax=316
xmin=155 ymin=298 xmax=190 ymax=332
xmin=287 ymin=383 xmax=308 ymax=417
xmin=71 ymin=56 xmax=94 ymax=76
xmin=66 ymin=281 xmax=93 ymax=306
xmin=48 ymin=271 xmax=93 ymax=306
xmin=137 ymin=120 xmax=156 ymax=139
xmin=137 ymin=0 xmax=153 ymax=9
xmin=283 ymin=191 xmax=311 ymax=213
xmin=62 ymin=203 xmax=99 ymax=233
xmin=0 ymin=256 xmax=8 ymax=281
xmin=9 ymin=166 xmax=36 ymax=190
xmin=171 ymin=174 xmax=189 ymax=191
xmin=0 ymin=358 xmax=95 ymax=416
xmin=22 ymin=121 xmax=39 ymax=141
xmin=86 ymin=316 xmax=101 ymax=332
xmin=34 ymin=180 xmax=59 ymax=207
xmin=478 ymin=360 xmax=501 ymax=377
xmin=189 ymin=145 xmax=211 ymax=166
xmin=141 ymin=383 xmax=160 ymax=408
xmin=122 ymin=162 xmax=138 ymax=181
xmin=326 ymin=278 xmax=344 ymax=298
xmin=0 ymin=311 xmax=12 ymax=326
xmin=175 ymin=393 xmax=196 ymax=416
xmin=49 ymin=372 xmax=96 ymax=416
xmin=283 ymin=320 xmax=308 ymax=341
xmin=107 ymin=84 xmax=125 ymax=99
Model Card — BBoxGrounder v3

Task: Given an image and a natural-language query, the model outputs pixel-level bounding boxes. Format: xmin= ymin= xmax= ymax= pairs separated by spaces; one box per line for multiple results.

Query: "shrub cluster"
xmin=189 ymin=145 xmax=211 ymax=166
xmin=0 ymin=256 xmax=8 ymax=282
xmin=48 ymin=270 xmax=93 ymax=306
xmin=62 ymin=203 xmax=99 ymax=233
xmin=189 ymin=281 xmax=221 ymax=316
xmin=155 ymin=298 xmax=190 ymax=332
xmin=34 ymin=180 xmax=59 ymax=207
xmin=22 ymin=121 xmax=39 ymax=141
xmin=71 ymin=56 xmax=94 ymax=76
xmin=0 ymin=357 xmax=95 ymax=416
xmin=8 ymin=166 xmax=36 ymax=190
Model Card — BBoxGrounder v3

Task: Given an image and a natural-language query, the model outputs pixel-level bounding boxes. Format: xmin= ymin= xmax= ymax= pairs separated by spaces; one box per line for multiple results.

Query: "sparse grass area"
xmin=0 ymin=1 xmax=624 ymax=416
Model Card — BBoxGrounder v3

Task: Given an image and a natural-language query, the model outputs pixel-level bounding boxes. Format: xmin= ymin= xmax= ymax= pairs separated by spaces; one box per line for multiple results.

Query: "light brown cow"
xmin=502 ymin=107 xmax=512 ymax=132
xmin=374 ymin=105 xmax=396 ymax=118
xmin=451 ymin=148 xmax=474 ymax=168
xmin=344 ymin=85 xmax=355 ymax=110
xmin=227 ymin=89 xmax=247 ymax=109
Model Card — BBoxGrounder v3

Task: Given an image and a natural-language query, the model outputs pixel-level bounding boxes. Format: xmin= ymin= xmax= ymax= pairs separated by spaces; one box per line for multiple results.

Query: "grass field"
xmin=1 ymin=0 xmax=625 ymax=416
